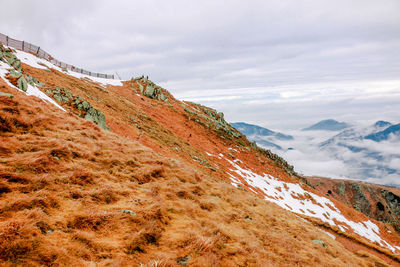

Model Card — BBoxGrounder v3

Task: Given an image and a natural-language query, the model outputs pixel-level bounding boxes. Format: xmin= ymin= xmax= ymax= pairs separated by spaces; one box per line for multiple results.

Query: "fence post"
xmin=22 ymin=41 xmax=24 ymax=50
xmin=6 ymin=36 xmax=8 ymax=46
xmin=37 ymin=47 xmax=40 ymax=54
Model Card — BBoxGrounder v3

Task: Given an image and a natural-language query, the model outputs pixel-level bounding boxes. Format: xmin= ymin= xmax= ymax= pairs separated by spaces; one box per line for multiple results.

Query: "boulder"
xmin=144 ymin=84 xmax=156 ymax=98
xmin=17 ymin=76 xmax=27 ymax=92
xmin=312 ymin=240 xmax=327 ymax=247
xmin=136 ymin=81 xmax=144 ymax=93
xmin=120 ymin=209 xmax=136 ymax=216
xmin=0 ymin=92 xmax=14 ymax=98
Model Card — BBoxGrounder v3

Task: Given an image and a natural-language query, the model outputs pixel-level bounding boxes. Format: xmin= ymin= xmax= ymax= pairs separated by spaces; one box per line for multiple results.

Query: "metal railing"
xmin=0 ymin=33 xmax=114 ymax=79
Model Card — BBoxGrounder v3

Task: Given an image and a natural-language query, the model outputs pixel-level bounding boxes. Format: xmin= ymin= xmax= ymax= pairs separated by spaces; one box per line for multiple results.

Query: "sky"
xmin=1 ymin=0 xmax=399 ymax=130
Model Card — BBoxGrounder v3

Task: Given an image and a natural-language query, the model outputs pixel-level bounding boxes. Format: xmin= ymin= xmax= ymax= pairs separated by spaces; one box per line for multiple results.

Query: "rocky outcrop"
xmin=131 ymin=76 xmax=169 ymax=102
xmin=0 ymin=44 xmax=21 ymax=71
xmin=1 ymin=45 xmax=45 ymax=92
xmin=0 ymin=92 xmax=13 ymax=98
xmin=45 ymin=86 xmax=109 ymax=130
xmin=182 ymin=102 xmax=242 ymax=139
xmin=307 ymin=177 xmax=400 ymax=231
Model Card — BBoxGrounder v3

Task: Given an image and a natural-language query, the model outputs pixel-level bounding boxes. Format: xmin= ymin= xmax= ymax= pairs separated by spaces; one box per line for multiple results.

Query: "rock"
xmin=84 ymin=107 xmax=109 ymax=131
xmin=136 ymin=81 xmax=144 ymax=93
xmin=82 ymin=101 xmax=90 ymax=110
xmin=54 ymin=93 xmax=62 ymax=103
xmin=17 ymin=76 xmax=28 ymax=92
xmin=144 ymin=84 xmax=156 ymax=98
xmin=120 ymin=209 xmax=136 ymax=216
xmin=8 ymin=69 xmax=22 ymax=78
xmin=352 ymin=183 xmax=371 ymax=216
xmin=177 ymin=256 xmax=191 ymax=266
xmin=237 ymin=185 xmax=245 ymax=191
xmin=3 ymin=51 xmax=22 ymax=71
xmin=0 ymin=92 xmax=14 ymax=98
xmin=337 ymin=182 xmax=346 ymax=196
xmin=312 ymin=240 xmax=327 ymax=247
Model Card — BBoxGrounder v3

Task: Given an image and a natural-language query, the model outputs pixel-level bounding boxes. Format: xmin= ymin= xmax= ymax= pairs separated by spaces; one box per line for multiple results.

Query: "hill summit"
xmin=1 ymin=40 xmax=400 ymax=266
xmin=303 ymin=119 xmax=350 ymax=131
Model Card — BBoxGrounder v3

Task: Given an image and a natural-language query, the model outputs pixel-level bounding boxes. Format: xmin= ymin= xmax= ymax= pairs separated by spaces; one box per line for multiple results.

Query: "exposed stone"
xmin=144 ymin=84 xmax=156 ymax=98
xmin=120 ymin=209 xmax=136 ymax=216
xmin=46 ymin=86 xmax=110 ymax=130
xmin=0 ymin=92 xmax=14 ymax=98
xmin=177 ymin=256 xmax=191 ymax=266
xmin=17 ymin=76 xmax=27 ymax=92
xmin=8 ymin=69 xmax=22 ymax=78
xmin=312 ymin=240 xmax=327 ymax=247
xmin=351 ymin=183 xmax=371 ymax=216
xmin=337 ymin=182 xmax=346 ymax=196
xmin=136 ymin=81 xmax=144 ymax=94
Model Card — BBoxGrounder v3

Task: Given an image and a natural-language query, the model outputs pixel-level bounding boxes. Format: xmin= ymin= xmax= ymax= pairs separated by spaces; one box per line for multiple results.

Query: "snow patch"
xmin=13 ymin=49 xmax=123 ymax=87
xmin=0 ymin=60 xmax=65 ymax=112
xmin=226 ymin=159 xmax=398 ymax=252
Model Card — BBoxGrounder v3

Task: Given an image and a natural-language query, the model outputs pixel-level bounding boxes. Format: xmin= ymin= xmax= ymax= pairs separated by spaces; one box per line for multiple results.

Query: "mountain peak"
xmin=365 ymin=123 xmax=400 ymax=142
xmin=373 ymin=120 xmax=392 ymax=128
xmin=303 ymin=119 xmax=350 ymax=131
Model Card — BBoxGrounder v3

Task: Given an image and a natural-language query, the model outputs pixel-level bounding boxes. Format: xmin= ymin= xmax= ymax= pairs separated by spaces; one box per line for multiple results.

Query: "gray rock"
xmin=136 ymin=81 xmax=144 ymax=93
xmin=8 ymin=69 xmax=22 ymax=78
xmin=312 ymin=240 xmax=327 ymax=247
xmin=144 ymin=84 xmax=156 ymax=98
xmin=177 ymin=256 xmax=191 ymax=266
xmin=17 ymin=76 xmax=27 ymax=92
xmin=120 ymin=209 xmax=136 ymax=216
xmin=82 ymin=101 xmax=90 ymax=110
xmin=0 ymin=92 xmax=14 ymax=98
xmin=337 ymin=182 xmax=346 ymax=196
xmin=54 ymin=94 xmax=62 ymax=103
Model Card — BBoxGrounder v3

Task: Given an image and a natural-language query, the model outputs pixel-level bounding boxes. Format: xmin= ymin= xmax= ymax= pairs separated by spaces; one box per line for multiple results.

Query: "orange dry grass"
xmin=0 ymin=85 xmax=392 ymax=266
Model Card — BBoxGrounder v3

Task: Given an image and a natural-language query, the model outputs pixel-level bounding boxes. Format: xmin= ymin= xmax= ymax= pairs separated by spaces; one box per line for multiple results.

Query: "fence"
xmin=0 ymin=33 xmax=114 ymax=79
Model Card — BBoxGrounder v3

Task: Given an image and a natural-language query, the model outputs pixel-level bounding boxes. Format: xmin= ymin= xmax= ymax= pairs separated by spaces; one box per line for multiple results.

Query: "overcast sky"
xmin=1 ymin=0 xmax=399 ymax=130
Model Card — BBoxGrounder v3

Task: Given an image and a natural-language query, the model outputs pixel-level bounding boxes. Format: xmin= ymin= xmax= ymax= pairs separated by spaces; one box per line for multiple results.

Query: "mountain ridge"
xmin=303 ymin=119 xmax=350 ymax=131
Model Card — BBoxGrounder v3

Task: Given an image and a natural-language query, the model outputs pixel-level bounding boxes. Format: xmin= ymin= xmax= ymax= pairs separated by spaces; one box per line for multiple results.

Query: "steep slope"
xmin=307 ymin=177 xmax=400 ymax=232
xmin=1 ymin=43 xmax=400 ymax=266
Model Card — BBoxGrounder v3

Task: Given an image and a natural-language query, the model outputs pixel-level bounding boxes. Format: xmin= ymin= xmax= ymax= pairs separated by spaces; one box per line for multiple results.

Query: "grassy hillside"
xmin=1 ymin=44 xmax=399 ymax=266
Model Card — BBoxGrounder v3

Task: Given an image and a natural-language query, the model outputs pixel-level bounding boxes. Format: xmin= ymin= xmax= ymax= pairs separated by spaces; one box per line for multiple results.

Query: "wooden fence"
xmin=0 ymin=33 xmax=114 ymax=79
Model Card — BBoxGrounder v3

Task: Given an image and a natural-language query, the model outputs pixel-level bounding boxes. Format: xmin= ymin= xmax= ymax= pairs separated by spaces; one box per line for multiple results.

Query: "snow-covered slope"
xmin=225 ymin=156 xmax=399 ymax=253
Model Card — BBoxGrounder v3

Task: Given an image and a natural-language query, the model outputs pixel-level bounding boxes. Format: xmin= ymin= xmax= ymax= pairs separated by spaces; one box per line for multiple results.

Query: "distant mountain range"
xmin=365 ymin=123 xmax=400 ymax=142
xmin=231 ymin=122 xmax=293 ymax=150
xmin=302 ymin=119 xmax=350 ymax=131
xmin=232 ymin=119 xmax=400 ymax=184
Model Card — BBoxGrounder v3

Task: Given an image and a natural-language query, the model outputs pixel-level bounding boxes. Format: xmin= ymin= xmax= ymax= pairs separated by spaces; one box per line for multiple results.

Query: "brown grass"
xmin=0 ymin=64 xmax=399 ymax=266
